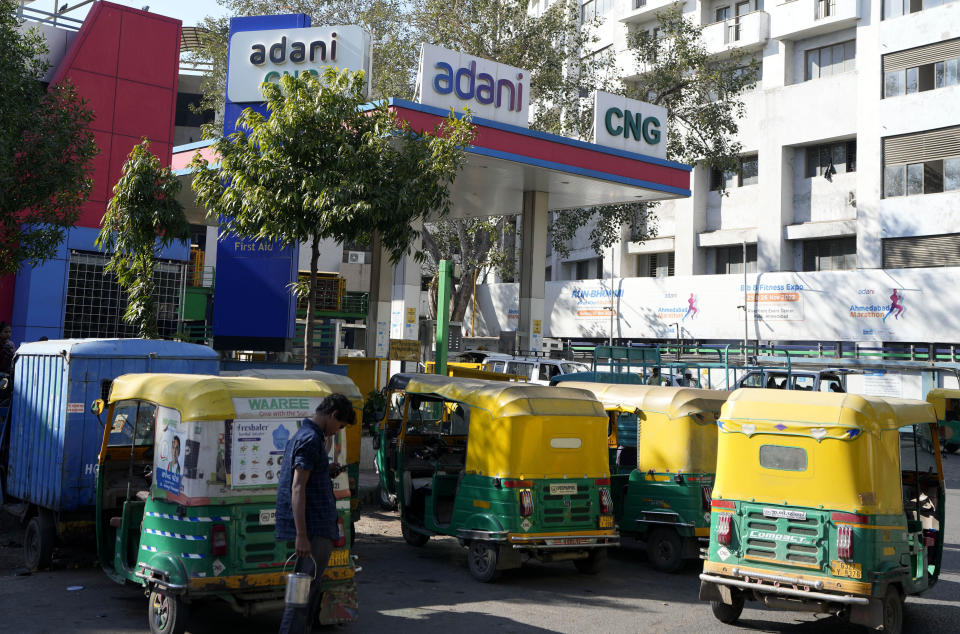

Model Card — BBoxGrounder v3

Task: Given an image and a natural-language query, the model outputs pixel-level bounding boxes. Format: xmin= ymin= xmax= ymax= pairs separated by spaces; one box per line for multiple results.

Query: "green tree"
xmin=96 ymin=140 xmax=191 ymax=339
xmin=190 ymin=69 xmax=473 ymax=368
xmin=0 ymin=1 xmax=98 ymax=275
xmin=550 ymin=6 xmax=759 ymax=256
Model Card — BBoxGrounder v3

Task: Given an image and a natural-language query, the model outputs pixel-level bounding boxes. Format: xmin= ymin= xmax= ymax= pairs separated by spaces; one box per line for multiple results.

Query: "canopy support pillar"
xmin=518 ymin=190 xmax=548 ymax=354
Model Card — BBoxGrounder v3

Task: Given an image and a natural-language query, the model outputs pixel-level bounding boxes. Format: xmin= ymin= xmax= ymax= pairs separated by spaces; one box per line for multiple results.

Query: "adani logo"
xmin=417 ymin=43 xmax=531 ymax=127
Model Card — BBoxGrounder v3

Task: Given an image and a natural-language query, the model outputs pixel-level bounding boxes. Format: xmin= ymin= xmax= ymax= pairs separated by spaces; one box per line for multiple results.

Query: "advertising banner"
xmin=593 ymin=91 xmax=668 ymax=160
xmin=474 ymin=267 xmax=960 ymax=343
xmin=154 ymin=406 xmax=184 ymax=495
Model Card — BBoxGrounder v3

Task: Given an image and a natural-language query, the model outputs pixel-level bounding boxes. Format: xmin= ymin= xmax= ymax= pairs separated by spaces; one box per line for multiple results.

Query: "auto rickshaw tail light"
xmin=599 ymin=488 xmax=612 ymax=515
xmin=504 ymin=480 xmax=534 ymax=488
xmin=712 ymin=499 xmax=735 ymax=510
xmin=519 ymin=490 xmax=534 ymax=517
xmin=831 ymin=512 xmax=868 ymax=525
xmin=211 ymin=524 xmax=227 ymax=556
xmin=837 ymin=525 xmax=853 ymax=561
xmin=334 ymin=519 xmax=347 ymax=547
xmin=717 ymin=513 xmax=732 ymax=544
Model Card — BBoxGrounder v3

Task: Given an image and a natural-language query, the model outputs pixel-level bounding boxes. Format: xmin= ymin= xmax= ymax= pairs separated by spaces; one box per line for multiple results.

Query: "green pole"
xmin=435 ymin=259 xmax=452 ymax=375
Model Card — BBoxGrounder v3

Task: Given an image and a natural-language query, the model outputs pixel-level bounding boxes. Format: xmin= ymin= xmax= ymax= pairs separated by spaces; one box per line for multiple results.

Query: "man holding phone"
xmin=275 ymin=393 xmax=356 ymax=634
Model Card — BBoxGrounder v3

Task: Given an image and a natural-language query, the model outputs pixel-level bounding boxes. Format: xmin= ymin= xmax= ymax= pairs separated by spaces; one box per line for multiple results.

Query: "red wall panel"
xmin=114 ymin=80 xmax=176 ymax=141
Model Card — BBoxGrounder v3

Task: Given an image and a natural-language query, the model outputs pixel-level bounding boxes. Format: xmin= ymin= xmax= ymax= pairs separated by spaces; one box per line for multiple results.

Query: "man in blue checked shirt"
xmin=276 ymin=393 xmax=355 ymax=634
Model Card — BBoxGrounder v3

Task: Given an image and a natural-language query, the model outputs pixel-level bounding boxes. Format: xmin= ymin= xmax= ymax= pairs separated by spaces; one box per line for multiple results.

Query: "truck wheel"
xmin=148 ymin=590 xmax=187 ymax=634
xmin=573 ymin=548 xmax=607 ymax=574
xmin=23 ymin=511 xmax=56 ymax=571
xmin=647 ymin=527 xmax=684 ymax=573
xmin=881 ymin=586 xmax=903 ymax=634
xmin=378 ymin=483 xmax=397 ymax=510
xmin=467 ymin=541 xmax=501 ymax=582
xmin=401 ymin=523 xmax=429 ymax=547
xmin=710 ymin=596 xmax=744 ymax=624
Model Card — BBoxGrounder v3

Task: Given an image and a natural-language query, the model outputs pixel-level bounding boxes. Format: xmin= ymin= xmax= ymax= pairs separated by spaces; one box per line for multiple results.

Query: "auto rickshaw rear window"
xmin=759 ymin=444 xmax=807 ymax=471
xmin=108 ymin=400 xmax=156 ymax=446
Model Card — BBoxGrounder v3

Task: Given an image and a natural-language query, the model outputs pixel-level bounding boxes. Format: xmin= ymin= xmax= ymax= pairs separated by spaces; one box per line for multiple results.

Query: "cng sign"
xmin=593 ymin=90 xmax=667 ymax=160
xmin=227 ymin=25 xmax=371 ymax=103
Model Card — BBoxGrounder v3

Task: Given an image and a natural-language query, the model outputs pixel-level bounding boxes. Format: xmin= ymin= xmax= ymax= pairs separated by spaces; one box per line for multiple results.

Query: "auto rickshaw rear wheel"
xmin=573 ymin=548 xmax=607 ymax=574
xmin=23 ymin=510 xmax=55 ymax=571
xmin=881 ymin=586 xmax=903 ymax=634
xmin=710 ymin=595 xmax=744 ymax=624
xmin=401 ymin=523 xmax=429 ymax=547
xmin=647 ymin=527 xmax=684 ymax=573
xmin=466 ymin=540 xmax=501 ymax=582
xmin=148 ymin=590 xmax=187 ymax=634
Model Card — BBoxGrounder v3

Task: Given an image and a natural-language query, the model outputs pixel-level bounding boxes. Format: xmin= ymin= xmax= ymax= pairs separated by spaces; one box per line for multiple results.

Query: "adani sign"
xmin=416 ymin=43 xmax=530 ymax=128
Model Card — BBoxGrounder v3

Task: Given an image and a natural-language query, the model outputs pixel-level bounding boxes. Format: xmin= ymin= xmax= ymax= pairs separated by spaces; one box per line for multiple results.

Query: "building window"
xmin=804 ymin=40 xmax=856 ymax=81
xmin=639 ymin=252 xmax=675 ymax=278
xmin=884 ymin=126 xmax=960 ymax=198
xmin=815 ymin=0 xmax=837 ymax=19
xmin=581 ymin=0 xmax=615 ymax=22
xmin=883 ymin=38 xmax=960 ymax=98
xmin=806 ymin=140 xmax=856 ymax=178
xmin=595 ymin=256 xmax=605 ymax=279
xmin=575 ymin=259 xmax=590 ymax=279
xmin=715 ymin=244 xmax=757 ymax=274
xmin=710 ymin=154 xmax=759 ymax=190
xmin=883 ymin=233 xmax=960 ymax=268
xmin=175 ymin=93 xmax=215 ymax=128
xmin=802 ymin=238 xmax=857 ymax=271
xmin=884 ymin=0 xmax=960 ymax=20
xmin=545 ymin=265 xmax=552 ymax=282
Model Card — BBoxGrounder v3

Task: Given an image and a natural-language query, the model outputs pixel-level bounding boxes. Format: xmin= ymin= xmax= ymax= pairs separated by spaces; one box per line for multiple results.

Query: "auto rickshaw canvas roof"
xmin=925 ymin=387 xmax=960 ymax=418
xmin=387 ymin=373 xmax=606 ymax=419
xmin=219 ymin=368 xmax=363 ymax=407
xmin=560 ymin=382 xmax=728 ymax=421
xmin=109 ymin=373 xmax=357 ymax=421
xmin=719 ymin=388 xmax=937 ymax=441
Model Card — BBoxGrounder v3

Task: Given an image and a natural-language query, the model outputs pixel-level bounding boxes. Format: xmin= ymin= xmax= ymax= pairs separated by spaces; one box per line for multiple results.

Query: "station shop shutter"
xmin=882 ymin=234 xmax=960 ymax=269
xmin=882 ymin=38 xmax=960 ymax=73
xmin=63 ymin=251 xmax=184 ymax=339
xmin=883 ymin=125 xmax=960 ymax=166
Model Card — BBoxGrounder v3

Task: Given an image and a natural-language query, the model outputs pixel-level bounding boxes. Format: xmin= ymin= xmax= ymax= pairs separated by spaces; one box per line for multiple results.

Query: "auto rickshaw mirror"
xmin=90 ymin=398 xmax=105 ymax=416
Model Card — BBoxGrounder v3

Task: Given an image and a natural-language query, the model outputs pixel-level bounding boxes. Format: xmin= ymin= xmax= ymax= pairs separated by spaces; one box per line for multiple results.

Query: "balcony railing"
xmin=815 ymin=0 xmax=837 ymax=19
xmin=703 ymin=11 xmax=771 ymax=56
xmin=770 ymin=0 xmax=861 ymax=41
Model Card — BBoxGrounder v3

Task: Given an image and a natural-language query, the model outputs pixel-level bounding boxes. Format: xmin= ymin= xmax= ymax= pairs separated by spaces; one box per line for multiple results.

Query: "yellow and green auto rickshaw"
xmin=387 ymin=373 xmax=618 ymax=581
xmin=563 ymin=383 xmax=727 ymax=571
xmin=925 ymin=387 xmax=960 ymax=453
xmin=92 ymin=374 xmax=360 ymax=634
xmin=700 ymin=389 xmax=945 ymax=634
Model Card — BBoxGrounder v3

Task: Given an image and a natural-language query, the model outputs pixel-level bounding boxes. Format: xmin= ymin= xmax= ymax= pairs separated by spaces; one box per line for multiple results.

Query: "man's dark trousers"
xmin=278 ymin=536 xmax=334 ymax=634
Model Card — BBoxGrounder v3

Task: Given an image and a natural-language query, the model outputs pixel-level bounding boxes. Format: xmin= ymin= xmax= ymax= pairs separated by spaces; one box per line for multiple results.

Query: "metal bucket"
xmin=283 ymin=554 xmax=317 ymax=607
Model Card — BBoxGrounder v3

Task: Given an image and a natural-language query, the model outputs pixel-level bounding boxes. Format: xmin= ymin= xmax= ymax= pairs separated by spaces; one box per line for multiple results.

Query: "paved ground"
xmin=2 ymin=454 xmax=959 ymax=633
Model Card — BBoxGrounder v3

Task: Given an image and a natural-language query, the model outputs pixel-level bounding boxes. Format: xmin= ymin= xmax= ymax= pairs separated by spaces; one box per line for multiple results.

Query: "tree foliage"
xmin=0 ymin=1 xmax=98 ymax=275
xmin=550 ymin=7 xmax=758 ymax=257
xmin=96 ymin=140 xmax=190 ymax=339
xmin=190 ymin=69 xmax=473 ymax=367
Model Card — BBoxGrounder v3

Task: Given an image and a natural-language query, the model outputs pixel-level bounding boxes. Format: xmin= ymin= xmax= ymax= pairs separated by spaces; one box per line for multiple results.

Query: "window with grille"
xmin=710 ymin=154 xmax=759 ymax=190
xmin=805 ymin=140 xmax=856 ymax=178
xmin=64 ymin=251 xmax=184 ymax=339
xmin=883 ymin=38 xmax=960 ymax=97
xmin=639 ymin=252 xmax=675 ymax=278
xmin=802 ymin=237 xmax=857 ymax=271
xmin=883 ymin=125 xmax=960 ymax=198
xmin=715 ymin=244 xmax=757 ymax=274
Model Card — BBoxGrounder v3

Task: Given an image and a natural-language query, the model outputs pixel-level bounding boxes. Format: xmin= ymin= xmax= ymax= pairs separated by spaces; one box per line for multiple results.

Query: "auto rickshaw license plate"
xmin=599 ymin=516 xmax=613 ymax=528
xmin=259 ymin=509 xmax=276 ymax=525
xmin=546 ymin=537 xmax=596 ymax=545
xmin=830 ymin=560 xmax=862 ymax=579
xmin=549 ymin=483 xmax=578 ymax=495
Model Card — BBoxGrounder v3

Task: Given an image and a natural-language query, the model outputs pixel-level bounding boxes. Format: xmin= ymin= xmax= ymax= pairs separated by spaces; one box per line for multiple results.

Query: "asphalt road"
xmin=2 ymin=453 xmax=959 ymax=634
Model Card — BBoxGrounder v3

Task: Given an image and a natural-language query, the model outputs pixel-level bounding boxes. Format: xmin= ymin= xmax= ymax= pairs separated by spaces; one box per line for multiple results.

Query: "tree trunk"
xmin=450 ymin=264 xmax=476 ymax=325
xmin=304 ymin=236 xmax=319 ymax=371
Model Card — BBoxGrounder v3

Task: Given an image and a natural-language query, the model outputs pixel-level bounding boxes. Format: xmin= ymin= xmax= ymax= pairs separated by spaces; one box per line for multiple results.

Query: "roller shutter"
xmin=883 ymin=126 xmax=960 ymax=166
xmin=882 ymin=234 xmax=960 ymax=269
xmin=883 ymin=38 xmax=960 ymax=73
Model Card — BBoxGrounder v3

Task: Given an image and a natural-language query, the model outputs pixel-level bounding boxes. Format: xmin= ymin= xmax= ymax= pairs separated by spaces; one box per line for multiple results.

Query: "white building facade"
xmin=471 ymin=0 xmax=960 ymax=353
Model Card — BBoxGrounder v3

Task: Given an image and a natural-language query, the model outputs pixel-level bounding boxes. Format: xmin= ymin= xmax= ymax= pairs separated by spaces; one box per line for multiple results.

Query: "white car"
xmin=481 ymin=354 xmax=591 ymax=385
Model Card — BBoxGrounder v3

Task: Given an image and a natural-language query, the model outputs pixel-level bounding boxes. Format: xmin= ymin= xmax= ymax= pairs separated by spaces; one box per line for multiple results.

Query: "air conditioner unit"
xmin=346 ymin=251 xmax=364 ymax=264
